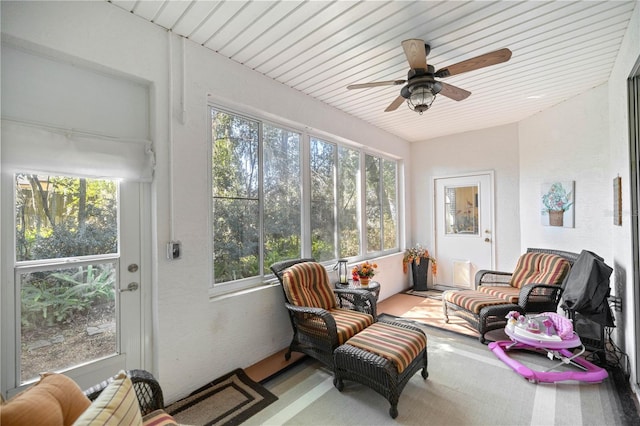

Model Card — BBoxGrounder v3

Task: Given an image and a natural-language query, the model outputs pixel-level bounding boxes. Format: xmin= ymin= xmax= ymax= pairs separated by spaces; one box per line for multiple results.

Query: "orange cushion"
xmin=509 ymin=252 xmax=571 ymax=289
xmin=345 ymin=322 xmax=427 ymax=373
xmin=282 ymin=262 xmax=336 ymax=309
xmin=0 ymin=372 xmax=91 ymax=426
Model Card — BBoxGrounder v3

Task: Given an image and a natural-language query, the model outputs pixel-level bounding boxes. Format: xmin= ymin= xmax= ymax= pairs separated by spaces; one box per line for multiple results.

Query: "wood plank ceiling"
xmin=109 ymin=0 xmax=637 ymax=142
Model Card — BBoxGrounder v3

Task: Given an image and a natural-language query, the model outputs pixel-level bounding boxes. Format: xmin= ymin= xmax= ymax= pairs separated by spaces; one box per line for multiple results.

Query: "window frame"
xmin=208 ymin=104 xmax=400 ymax=296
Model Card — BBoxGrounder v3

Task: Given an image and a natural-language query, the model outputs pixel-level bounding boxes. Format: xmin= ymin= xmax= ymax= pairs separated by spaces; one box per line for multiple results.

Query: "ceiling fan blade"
xmin=439 ymin=82 xmax=471 ymax=101
xmin=435 ymin=48 xmax=512 ymax=78
xmin=401 ymin=39 xmax=427 ymax=69
xmin=385 ymin=95 xmax=406 ymax=112
xmin=347 ymin=79 xmax=406 ymax=90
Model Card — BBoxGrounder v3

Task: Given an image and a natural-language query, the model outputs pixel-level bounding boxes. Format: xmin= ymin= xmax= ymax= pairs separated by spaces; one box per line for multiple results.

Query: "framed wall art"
xmin=541 ymin=181 xmax=575 ymax=228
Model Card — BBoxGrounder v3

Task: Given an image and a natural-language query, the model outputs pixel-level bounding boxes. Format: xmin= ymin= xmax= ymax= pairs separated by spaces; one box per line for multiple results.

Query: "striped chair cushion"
xmin=297 ymin=308 xmax=373 ymax=344
xmin=345 ymin=322 xmax=426 ymax=373
xmin=478 ymin=286 xmax=520 ymax=303
xmin=282 ymin=262 xmax=336 ymax=309
xmin=444 ymin=290 xmax=510 ymax=314
xmin=508 ymin=252 xmax=571 ymax=289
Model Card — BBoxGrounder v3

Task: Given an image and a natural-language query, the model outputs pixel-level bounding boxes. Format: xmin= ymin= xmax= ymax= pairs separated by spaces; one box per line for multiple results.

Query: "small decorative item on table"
xmin=352 ymin=261 xmax=377 ymax=288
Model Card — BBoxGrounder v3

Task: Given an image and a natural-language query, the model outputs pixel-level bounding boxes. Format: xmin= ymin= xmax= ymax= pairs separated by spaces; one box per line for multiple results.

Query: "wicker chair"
xmin=270 ymin=259 xmax=376 ymax=369
xmin=443 ymin=248 xmax=579 ymax=343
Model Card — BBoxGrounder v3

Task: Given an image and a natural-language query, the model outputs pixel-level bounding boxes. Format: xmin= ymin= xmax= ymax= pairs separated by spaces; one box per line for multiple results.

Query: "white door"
xmin=2 ymin=175 xmax=146 ymax=396
xmin=433 ymin=172 xmax=494 ymax=289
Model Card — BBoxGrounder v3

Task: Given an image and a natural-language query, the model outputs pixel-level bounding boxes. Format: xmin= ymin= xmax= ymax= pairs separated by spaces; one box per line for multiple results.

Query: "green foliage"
xmin=15 ymin=174 xmax=117 ymax=261
xmin=15 ymin=174 xmax=118 ymax=329
xmin=21 ymin=265 xmax=115 ymax=329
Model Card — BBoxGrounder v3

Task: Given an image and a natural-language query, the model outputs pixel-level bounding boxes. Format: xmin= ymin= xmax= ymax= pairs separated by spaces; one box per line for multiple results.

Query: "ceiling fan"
xmin=347 ymin=39 xmax=512 ymax=114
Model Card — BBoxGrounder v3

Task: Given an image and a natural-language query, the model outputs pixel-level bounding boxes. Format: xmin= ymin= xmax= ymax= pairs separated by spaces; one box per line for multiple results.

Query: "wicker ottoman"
xmin=333 ymin=320 xmax=428 ymax=419
xmin=443 ymin=290 xmax=523 ymax=343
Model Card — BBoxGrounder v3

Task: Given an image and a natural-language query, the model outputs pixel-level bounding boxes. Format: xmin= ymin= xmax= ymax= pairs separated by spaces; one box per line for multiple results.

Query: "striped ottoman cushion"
xmin=444 ymin=290 xmax=509 ymax=314
xmin=344 ymin=322 xmax=426 ymax=373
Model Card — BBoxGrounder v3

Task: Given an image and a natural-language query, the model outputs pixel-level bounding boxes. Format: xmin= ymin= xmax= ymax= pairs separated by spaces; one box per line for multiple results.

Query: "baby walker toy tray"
xmin=488 ymin=312 xmax=608 ymax=384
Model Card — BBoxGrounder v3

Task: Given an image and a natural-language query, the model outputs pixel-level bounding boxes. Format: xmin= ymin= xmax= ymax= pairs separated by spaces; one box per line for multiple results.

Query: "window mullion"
xmin=258 ymin=121 xmax=264 ymax=276
xmin=301 ymin=133 xmax=312 ymax=258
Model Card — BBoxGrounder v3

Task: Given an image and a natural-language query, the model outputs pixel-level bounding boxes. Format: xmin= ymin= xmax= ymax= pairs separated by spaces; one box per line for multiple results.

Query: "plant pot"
xmin=360 ymin=277 xmax=370 ymax=287
xmin=411 ymin=258 xmax=430 ymax=291
xmin=549 ymin=210 xmax=564 ymax=227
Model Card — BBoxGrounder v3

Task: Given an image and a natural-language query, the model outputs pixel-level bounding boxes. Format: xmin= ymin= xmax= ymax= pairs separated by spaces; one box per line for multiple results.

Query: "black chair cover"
xmin=561 ymin=250 xmax=614 ymax=327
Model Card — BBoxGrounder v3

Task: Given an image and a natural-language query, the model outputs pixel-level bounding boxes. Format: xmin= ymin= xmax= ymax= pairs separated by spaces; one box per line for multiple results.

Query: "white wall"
xmin=518 ymin=83 xmax=612 ymax=258
xmin=410 ymin=124 xmax=522 ymax=271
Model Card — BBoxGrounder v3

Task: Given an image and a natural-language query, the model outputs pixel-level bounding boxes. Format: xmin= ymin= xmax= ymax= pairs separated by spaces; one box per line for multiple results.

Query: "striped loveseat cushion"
xmin=507 ymin=252 xmax=571 ymax=289
xmin=477 ymin=286 xmax=520 ymax=303
xmin=344 ymin=322 xmax=427 ymax=373
xmin=282 ymin=261 xmax=337 ymax=310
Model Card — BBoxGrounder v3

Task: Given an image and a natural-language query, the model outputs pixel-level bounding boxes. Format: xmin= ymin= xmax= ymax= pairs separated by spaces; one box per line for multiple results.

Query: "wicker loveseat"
xmin=443 ymin=248 xmax=579 ymax=343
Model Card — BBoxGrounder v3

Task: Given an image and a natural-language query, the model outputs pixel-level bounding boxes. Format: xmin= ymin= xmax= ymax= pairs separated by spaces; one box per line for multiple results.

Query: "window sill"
xmin=209 ymin=280 xmax=280 ymax=302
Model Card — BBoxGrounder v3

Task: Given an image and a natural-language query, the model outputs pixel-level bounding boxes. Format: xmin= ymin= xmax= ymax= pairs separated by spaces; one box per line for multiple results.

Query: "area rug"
xmin=165 ymin=368 xmax=278 ymax=426
xmin=245 ymin=326 xmax=640 ymax=426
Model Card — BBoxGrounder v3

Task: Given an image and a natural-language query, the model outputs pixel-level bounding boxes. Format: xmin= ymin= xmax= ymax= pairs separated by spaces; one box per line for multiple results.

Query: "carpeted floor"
xmin=165 ymin=368 xmax=277 ymax=426
xmin=246 ymin=323 xmax=640 ymax=426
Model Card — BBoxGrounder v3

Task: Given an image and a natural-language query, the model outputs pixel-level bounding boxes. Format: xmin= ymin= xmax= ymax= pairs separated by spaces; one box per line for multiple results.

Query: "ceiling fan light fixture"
xmin=407 ymin=85 xmax=436 ymax=114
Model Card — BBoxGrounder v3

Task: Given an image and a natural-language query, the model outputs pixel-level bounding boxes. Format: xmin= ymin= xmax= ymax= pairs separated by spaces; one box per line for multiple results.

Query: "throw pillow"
xmin=0 ymin=372 xmax=91 ymax=426
xmin=73 ymin=371 xmax=142 ymax=426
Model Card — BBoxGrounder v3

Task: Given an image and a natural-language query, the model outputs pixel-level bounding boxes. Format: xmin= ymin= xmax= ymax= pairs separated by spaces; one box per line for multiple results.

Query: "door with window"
xmin=434 ymin=173 xmax=494 ymax=289
xmin=2 ymin=174 xmax=144 ymax=396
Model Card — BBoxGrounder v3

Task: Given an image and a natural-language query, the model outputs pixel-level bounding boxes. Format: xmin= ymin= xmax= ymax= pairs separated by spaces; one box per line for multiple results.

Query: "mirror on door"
xmin=444 ymin=185 xmax=479 ymax=235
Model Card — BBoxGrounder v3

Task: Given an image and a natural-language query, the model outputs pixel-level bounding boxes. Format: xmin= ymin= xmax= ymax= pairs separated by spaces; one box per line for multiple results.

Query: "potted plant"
xmin=351 ymin=261 xmax=377 ymax=287
xmin=541 ymin=182 xmax=573 ymax=226
xmin=402 ymin=245 xmax=437 ymax=291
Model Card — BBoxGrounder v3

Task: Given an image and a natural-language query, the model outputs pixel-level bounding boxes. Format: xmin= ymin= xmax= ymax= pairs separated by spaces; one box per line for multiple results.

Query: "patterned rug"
xmin=165 ymin=368 xmax=278 ymax=426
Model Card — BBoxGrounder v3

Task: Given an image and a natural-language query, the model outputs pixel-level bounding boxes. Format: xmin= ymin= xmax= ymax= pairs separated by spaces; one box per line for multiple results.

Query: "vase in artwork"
xmin=359 ymin=277 xmax=370 ymax=287
xmin=548 ymin=210 xmax=564 ymax=227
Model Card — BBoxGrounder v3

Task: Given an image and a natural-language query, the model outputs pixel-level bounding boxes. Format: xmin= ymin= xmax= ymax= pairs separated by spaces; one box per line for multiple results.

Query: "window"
xmin=211 ymin=110 xmax=261 ymax=283
xmin=210 ymin=106 xmax=399 ymax=290
xmin=365 ymin=155 xmax=398 ymax=253
xmin=14 ymin=174 xmax=118 ymax=384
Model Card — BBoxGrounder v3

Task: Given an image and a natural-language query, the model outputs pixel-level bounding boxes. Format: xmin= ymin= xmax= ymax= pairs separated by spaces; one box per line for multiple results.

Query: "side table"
xmin=335 ymin=280 xmax=380 ymax=302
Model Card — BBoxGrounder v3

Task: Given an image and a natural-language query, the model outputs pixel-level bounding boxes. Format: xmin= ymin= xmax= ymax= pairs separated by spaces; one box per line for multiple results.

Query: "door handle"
xmin=119 ymin=282 xmax=139 ymax=292
xmin=484 ymin=238 xmax=491 ymax=242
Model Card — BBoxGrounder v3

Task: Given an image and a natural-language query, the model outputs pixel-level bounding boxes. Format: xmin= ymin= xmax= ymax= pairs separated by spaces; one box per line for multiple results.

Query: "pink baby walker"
xmin=489 ymin=311 xmax=608 ymax=384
